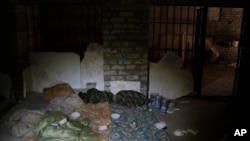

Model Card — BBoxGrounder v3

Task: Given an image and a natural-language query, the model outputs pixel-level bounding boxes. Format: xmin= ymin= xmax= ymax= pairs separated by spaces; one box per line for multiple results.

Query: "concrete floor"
xmin=153 ymin=96 xmax=249 ymax=141
xmin=152 ymin=64 xmax=249 ymax=141
xmin=153 ymin=96 xmax=231 ymax=141
xmin=201 ymin=64 xmax=236 ymax=96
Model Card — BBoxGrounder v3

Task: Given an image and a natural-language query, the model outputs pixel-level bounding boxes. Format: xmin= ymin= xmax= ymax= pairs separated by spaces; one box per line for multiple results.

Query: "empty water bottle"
xmin=121 ymin=49 xmax=126 ymax=64
xmin=150 ymin=93 xmax=156 ymax=107
xmin=155 ymin=94 xmax=161 ymax=109
xmin=160 ymin=97 xmax=168 ymax=114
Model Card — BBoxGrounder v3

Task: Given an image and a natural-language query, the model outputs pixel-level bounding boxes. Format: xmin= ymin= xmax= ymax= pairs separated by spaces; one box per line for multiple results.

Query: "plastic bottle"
xmin=155 ymin=94 xmax=161 ymax=109
xmin=121 ymin=49 xmax=126 ymax=64
xmin=150 ymin=93 xmax=156 ymax=107
xmin=160 ymin=97 xmax=168 ymax=114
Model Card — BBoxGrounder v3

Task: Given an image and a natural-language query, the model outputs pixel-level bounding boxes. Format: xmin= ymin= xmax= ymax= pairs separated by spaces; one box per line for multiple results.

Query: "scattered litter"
xmin=173 ymin=128 xmax=199 ymax=136
xmin=179 ymin=100 xmax=189 ymax=104
xmin=168 ymin=102 xmax=175 ymax=108
xmin=183 ymin=129 xmax=199 ymax=135
xmin=167 ymin=107 xmax=179 ymax=114
xmin=173 ymin=129 xmax=184 ymax=136
xmin=130 ymin=122 xmax=138 ymax=128
xmin=154 ymin=121 xmax=167 ymax=130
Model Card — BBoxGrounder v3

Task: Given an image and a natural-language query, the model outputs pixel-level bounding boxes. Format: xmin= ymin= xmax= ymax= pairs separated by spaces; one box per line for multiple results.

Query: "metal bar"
xmin=80 ymin=4 xmax=83 ymax=47
xmin=233 ymin=8 xmax=246 ymax=96
xmin=73 ymin=5 xmax=76 ymax=50
xmin=100 ymin=5 xmax=103 ymax=44
xmin=87 ymin=5 xmax=90 ymax=44
xmin=190 ymin=6 xmax=196 ymax=72
xmin=25 ymin=5 xmax=30 ymax=52
xmin=199 ymin=7 xmax=208 ymax=96
xmin=179 ymin=6 xmax=183 ymax=56
xmin=186 ymin=6 xmax=190 ymax=61
xmin=158 ymin=5 xmax=162 ymax=58
xmin=184 ymin=6 xmax=190 ymax=70
xmin=67 ymin=5 xmax=70 ymax=50
xmin=94 ymin=4 xmax=97 ymax=42
xmin=165 ymin=5 xmax=168 ymax=50
xmin=172 ymin=6 xmax=175 ymax=51
xmin=186 ymin=6 xmax=190 ymax=34
xmin=31 ymin=5 xmax=36 ymax=51
xmin=152 ymin=2 xmax=156 ymax=58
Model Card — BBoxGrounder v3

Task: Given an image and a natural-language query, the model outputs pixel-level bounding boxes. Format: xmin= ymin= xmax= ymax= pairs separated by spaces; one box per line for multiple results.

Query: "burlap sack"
xmin=43 ymin=83 xmax=74 ymax=101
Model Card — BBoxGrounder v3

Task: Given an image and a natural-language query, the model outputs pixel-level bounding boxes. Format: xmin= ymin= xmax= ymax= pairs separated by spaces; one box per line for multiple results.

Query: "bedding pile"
xmin=0 ymin=87 xmax=172 ymax=141
xmin=0 ymin=92 xmax=106 ymax=141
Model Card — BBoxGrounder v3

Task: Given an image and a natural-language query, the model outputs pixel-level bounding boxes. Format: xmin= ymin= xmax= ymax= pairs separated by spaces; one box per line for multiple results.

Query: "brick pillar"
xmin=102 ymin=0 xmax=149 ymax=95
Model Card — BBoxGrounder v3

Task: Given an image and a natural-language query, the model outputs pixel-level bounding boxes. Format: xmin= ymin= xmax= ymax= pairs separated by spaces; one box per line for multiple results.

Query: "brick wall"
xmin=217 ymin=46 xmax=238 ymax=64
xmin=206 ymin=8 xmax=243 ymax=63
xmin=207 ymin=8 xmax=243 ymax=41
xmin=102 ymin=0 xmax=149 ymax=95
xmin=103 ymin=42 xmax=149 ymax=95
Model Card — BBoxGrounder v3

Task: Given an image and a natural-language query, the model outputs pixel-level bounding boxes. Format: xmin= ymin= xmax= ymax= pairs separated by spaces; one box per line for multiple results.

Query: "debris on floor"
xmin=173 ymin=129 xmax=185 ymax=136
xmin=167 ymin=107 xmax=179 ymax=114
xmin=173 ymin=128 xmax=199 ymax=136
xmin=179 ymin=100 xmax=189 ymax=104
xmin=183 ymin=129 xmax=199 ymax=135
xmin=166 ymin=100 xmax=189 ymax=114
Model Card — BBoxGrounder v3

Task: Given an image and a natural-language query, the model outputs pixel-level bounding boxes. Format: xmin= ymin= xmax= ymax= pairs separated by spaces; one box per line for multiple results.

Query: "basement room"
xmin=1 ymin=0 xmax=250 ymax=141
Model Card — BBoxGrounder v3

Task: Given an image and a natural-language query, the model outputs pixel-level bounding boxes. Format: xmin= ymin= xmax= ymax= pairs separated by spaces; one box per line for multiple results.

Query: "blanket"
xmin=43 ymin=83 xmax=75 ymax=101
xmin=109 ymin=104 xmax=172 ymax=141
xmin=75 ymin=102 xmax=111 ymax=141
xmin=9 ymin=109 xmax=45 ymax=138
xmin=36 ymin=111 xmax=99 ymax=141
xmin=47 ymin=94 xmax=111 ymax=141
xmin=47 ymin=94 xmax=84 ymax=114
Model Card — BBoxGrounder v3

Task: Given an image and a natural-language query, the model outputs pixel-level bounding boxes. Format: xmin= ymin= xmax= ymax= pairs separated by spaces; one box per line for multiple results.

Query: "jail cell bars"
xmin=17 ymin=4 xmax=102 ymax=60
xmin=149 ymin=5 xmax=201 ymax=70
